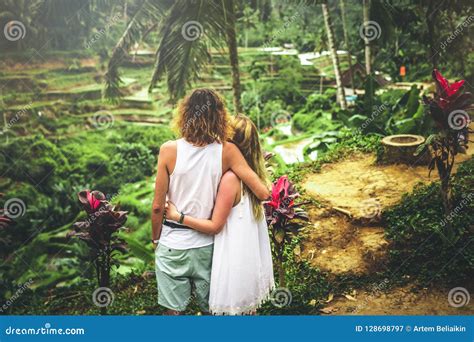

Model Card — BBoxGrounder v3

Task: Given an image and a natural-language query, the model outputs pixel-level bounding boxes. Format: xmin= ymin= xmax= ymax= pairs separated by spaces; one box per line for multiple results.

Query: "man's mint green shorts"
xmin=155 ymin=243 xmax=213 ymax=312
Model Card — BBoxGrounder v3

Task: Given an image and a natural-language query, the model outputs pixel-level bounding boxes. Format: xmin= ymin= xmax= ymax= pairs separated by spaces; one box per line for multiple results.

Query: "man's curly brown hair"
xmin=174 ymin=88 xmax=231 ymax=146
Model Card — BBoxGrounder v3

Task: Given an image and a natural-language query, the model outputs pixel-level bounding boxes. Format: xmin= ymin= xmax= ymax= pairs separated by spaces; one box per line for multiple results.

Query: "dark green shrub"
xmin=110 ymin=143 xmax=155 ymax=187
xmin=0 ymin=135 xmax=70 ymax=192
xmin=118 ymin=125 xmax=175 ymax=155
xmin=258 ymin=57 xmax=304 ymax=106
xmin=383 ymin=158 xmax=474 ymax=283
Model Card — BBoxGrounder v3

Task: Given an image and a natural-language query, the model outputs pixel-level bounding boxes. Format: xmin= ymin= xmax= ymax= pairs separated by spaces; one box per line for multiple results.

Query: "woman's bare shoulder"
xmin=221 ymin=170 xmax=240 ymax=184
xmin=218 ymin=171 xmax=241 ymax=204
xmin=220 ymin=171 xmax=240 ymax=193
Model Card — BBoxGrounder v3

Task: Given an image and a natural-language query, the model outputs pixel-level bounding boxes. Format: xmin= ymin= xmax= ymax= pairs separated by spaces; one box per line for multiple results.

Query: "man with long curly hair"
xmin=151 ymin=88 xmax=269 ymax=315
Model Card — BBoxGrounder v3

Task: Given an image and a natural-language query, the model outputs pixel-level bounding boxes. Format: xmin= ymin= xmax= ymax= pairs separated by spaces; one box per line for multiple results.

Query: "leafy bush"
xmin=417 ymin=69 xmax=472 ymax=238
xmin=290 ymin=89 xmax=341 ymax=134
xmin=118 ymin=125 xmax=175 ymax=155
xmin=0 ymin=135 xmax=70 ymax=192
xmin=260 ymin=238 xmax=330 ymax=315
xmin=69 ymin=190 xmax=128 ymax=314
xmin=258 ymin=57 xmax=304 ymax=106
xmin=292 ymin=110 xmax=341 ymax=133
xmin=110 ymin=143 xmax=155 ymax=187
xmin=298 ymin=89 xmax=337 ymax=113
xmin=265 ymin=176 xmax=308 ymax=287
xmin=351 ymin=84 xmax=433 ymax=136
xmin=383 ymin=158 xmax=474 ymax=283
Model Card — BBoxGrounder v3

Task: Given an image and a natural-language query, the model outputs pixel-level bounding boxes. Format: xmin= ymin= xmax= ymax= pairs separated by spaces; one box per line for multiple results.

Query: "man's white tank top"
xmin=159 ymin=138 xmax=222 ymax=250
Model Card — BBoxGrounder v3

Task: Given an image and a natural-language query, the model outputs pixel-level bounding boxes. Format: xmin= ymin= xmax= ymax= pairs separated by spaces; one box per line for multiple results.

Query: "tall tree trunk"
xmin=225 ymin=0 xmax=243 ymax=113
xmin=321 ymin=1 xmax=347 ymax=110
xmin=363 ymin=0 xmax=372 ymax=75
xmin=339 ymin=0 xmax=355 ymax=93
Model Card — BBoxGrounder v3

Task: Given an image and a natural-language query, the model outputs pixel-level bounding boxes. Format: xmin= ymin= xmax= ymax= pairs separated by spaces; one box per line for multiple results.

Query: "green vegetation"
xmin=384 ymin=158 xmax=474 ymax=283
xmin=1 ymin=0 xmax=473 ymax=316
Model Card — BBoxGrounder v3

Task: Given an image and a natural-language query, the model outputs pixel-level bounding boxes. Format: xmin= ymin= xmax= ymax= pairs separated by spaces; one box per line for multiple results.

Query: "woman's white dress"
xmin=209 ymin=183 xmax=274 ymax=315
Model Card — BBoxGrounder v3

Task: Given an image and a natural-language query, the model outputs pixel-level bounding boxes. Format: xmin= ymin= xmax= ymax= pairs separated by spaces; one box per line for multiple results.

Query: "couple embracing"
xmin=151 ymin=88 xmax=274 ymax=315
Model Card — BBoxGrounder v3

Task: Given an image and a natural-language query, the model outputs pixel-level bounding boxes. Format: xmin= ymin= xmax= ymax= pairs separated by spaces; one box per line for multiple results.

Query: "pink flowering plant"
xmin=264 ymin=176 xmax=308 ymax=286
xmin=69 ymin=190 xmax=128 ymax=313
xmin=418 ymin=69 xmax=473 ymax=237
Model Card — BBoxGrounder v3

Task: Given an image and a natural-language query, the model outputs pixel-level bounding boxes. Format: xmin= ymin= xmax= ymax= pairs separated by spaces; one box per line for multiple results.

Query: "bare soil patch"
xmin=320 ymin=284 xmax=474 ymax=315
xmin=300 ymin=149 xmax=472 ymax=276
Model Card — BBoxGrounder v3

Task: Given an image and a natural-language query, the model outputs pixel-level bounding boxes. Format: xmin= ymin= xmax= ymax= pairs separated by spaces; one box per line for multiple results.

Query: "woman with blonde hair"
xmin=152 ymin=89 xmax=269 ymax=315
xmin=166 ymin=115 xmax=274 ymax=315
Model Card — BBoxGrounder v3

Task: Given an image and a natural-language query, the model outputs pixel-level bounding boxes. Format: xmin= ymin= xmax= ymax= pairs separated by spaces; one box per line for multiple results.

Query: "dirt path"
xmin=300 ymin=150 xmax=472 ymax=314
xmin=301 ymin=150 xmax=472 ymax=275
xmin=319 ymin=284 xmax=474 ymax=315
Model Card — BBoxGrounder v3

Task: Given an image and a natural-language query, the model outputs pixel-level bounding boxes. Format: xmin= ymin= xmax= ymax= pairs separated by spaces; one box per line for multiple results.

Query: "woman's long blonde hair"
xmin=231 ymin=115 xmax=268 ymax=220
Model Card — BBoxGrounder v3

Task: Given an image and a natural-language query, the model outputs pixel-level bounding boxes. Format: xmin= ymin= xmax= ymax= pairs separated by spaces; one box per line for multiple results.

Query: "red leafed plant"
xmin=418 ymin=69 xmax=473 ymax=238
xmin=264 ymin=176 xmax=308 ymax=286
xmin=68 ymin=190 xmax=128 ymax=314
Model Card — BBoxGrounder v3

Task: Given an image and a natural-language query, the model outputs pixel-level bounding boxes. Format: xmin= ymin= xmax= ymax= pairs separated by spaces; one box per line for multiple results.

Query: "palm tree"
xmin=224 ymin=0 xmax=243 ymax=113
xmin=362 ymin=0 xmax=371 ymax=75
xmin=339 ymin=0 xmax=355 ymax=92
xmin=321 ymin=0 xmax=347 ymax=110
xmin=105 ymin=0 xmax=243 ymax=112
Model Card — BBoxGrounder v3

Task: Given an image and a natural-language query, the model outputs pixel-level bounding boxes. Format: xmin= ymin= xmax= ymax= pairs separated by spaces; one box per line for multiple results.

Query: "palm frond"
xmin=149 ymin=0 xmax=228 ymax=102
xmin=103 ymin=0 xmax=166 ymax=102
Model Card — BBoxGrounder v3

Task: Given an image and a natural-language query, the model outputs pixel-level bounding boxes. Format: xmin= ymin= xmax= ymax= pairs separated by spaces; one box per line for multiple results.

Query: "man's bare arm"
xmin=223 ymin=142 xmax=270 ymax=200
xmin=151 ymin=143 xmax=172 ymax=243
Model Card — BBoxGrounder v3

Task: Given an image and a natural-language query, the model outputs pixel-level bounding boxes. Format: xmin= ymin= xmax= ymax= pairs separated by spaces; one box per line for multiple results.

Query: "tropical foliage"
xmin=264 ymin=176 xmax=308 ymax=287
xmin=69 ymin=190 xmax=128 ymax=314
xmin=1 ymin=0 xmax=473 ymax=316
xmin=416 ymin=69 xmax=473 ymax=238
